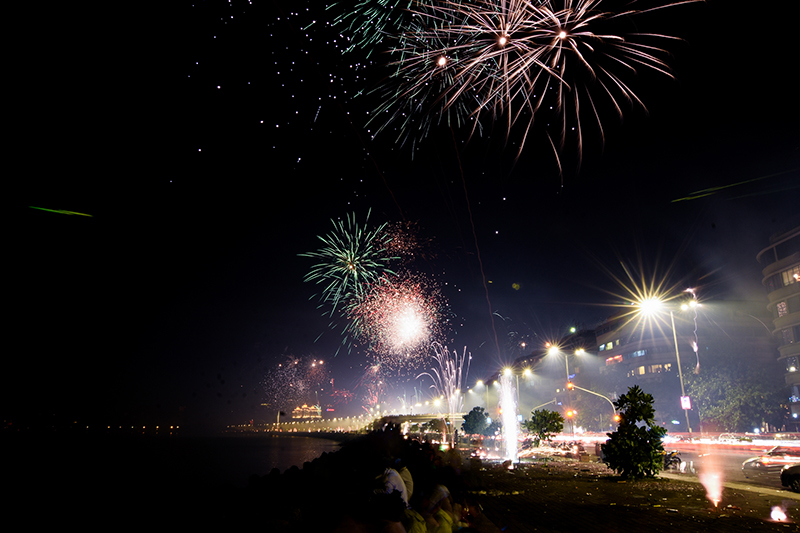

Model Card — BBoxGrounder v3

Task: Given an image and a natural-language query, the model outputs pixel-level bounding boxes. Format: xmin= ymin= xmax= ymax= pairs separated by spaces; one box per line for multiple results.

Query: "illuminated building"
xmin=594 ymin=299 xmax=776 ymax=429
xmin=292 ymin=404 xmax=322 ymax=420
xmin=757 ymin=225 xmax=800 ymax=420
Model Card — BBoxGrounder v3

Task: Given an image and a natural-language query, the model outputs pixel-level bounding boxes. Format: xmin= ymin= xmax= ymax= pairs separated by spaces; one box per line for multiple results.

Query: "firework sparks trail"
xmin=417 ymin=343 xmax=471 ymax=447
xmin=684 ymin=288 xmax=701 ymax=374
xmin=368 ymin=0 xmax=700 ymax=164
xmin=330 ymin=378 xmax=356 ymax=404
xmin=328 ymin=0 xmax=416 ymax=54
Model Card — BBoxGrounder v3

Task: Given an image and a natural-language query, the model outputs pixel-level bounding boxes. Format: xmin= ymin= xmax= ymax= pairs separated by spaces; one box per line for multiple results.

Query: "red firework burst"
xmin=349 ymin=274 xmax=449 ymax=366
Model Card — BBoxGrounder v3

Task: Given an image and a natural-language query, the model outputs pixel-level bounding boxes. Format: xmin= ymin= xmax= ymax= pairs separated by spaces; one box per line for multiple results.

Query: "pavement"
xmin=658 ymin=471 xmax=800 ymax=501
xmin=464 ymin=458 xmax=799 ymax=532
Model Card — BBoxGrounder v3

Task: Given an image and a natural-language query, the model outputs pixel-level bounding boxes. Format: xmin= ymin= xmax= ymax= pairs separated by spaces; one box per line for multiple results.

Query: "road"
xmin=664 ymin=442 xmax=794 ymax=491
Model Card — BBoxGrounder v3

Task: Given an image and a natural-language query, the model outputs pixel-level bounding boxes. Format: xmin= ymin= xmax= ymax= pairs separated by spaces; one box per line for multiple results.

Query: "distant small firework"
xmin=356 ymin=362 xmax=388 ymax=409
xmin=348 ymin=273 xmax=450 ymax=366
xmin=300 ymin=209 xmax=397 ymax=315
xmin=262 ymin=355 xmax=329 ymax=410
xmin=368 ymin=0 xmax=699 ymax=165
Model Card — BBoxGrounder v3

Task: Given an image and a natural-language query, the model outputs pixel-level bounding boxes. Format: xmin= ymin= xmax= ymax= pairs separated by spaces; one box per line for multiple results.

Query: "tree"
xmin=601 ymin=385 xmax=667 ymax=479
xmin=682 ymin=338 xmax=787 ymax=432
xmin=524 ymin=409 xmax=564 ymax=446
xmin=461 ymin=406 xmax=490 ymax=435
xmin=570 ymin=392 xmax=615 ymax=432
xmin=485 ymin=418 xmax=502 ymax=437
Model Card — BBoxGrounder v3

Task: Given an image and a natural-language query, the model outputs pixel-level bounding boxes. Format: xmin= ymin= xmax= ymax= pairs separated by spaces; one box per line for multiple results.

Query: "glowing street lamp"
xmin=638 ymin=295 xmax=693 ymax=433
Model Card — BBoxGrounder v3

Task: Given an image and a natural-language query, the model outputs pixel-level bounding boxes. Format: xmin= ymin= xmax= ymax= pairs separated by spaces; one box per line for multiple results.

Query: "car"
xmin=780 ymin=463 xmax=800 ymax=492
xmin=742 ymin=446 xmax=800 ymax=478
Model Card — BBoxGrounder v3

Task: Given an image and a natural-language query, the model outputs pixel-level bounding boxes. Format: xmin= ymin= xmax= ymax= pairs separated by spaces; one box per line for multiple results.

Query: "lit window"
xmin=778 ymin=301 xmax=788 ymax=317
xmin=599 ymin=344 xmax=605 ymax=352
xmin=781 ymin=266 xmax=800 ymax=287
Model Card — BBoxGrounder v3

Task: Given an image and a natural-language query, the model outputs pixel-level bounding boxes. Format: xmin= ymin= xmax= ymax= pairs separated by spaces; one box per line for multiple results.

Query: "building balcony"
xmin=761 ymin=251 xmax=800 ymax=278
xmin=766 ymin=283 xmax=800 ymax=309
xmin=779 ymin=342 xmax=800 ymax=360
xmin=774 ymin=311 xmax=800 ymax=332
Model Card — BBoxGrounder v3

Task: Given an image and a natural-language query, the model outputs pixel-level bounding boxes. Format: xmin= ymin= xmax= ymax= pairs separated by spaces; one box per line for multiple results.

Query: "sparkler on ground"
xmin=418 ymin=343 xmax=471 ymax=447
xmin=499 ymin=370 xmax=520 ymax=463
xmin=368 ymin=0 xmax=699 ymax=166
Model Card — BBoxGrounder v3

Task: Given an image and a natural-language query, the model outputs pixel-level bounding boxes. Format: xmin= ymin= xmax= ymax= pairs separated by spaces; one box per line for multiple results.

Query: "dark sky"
xmin=11 ymin=0 xmax=799 ymax=434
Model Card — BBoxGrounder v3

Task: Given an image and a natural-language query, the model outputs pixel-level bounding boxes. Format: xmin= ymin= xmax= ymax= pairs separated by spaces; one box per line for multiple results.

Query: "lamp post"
xmin=669 ymin=309 xmax=692 ymax=433
xmin=566 ymin=380 xmax=618 ymax=428
xmin=639 ymin=296 xmax=693 ymax=433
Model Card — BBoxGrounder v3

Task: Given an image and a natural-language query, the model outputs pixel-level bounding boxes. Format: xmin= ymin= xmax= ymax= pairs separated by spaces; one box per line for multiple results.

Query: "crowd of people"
xmin=246 ymin=423 xmax=490 ymax=532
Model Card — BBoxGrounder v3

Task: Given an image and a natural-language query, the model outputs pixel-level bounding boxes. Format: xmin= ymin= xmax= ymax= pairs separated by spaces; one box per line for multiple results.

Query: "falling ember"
xmin=770 ymin=506 xmax=787 ymax=521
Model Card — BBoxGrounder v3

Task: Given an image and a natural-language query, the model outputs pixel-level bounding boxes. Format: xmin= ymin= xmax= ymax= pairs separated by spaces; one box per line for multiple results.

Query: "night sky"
xmin=11 ymin=0 xmax=799 ymax=435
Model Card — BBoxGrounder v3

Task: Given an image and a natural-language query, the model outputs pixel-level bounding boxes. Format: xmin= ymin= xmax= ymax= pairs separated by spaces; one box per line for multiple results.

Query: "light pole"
xmin=566 ymin=380 xmax=619 ymax=428
xmin=639 ymin=296 xmax=693 ymax=433
xmin=669 ymin=309 xmax=692 ymax=433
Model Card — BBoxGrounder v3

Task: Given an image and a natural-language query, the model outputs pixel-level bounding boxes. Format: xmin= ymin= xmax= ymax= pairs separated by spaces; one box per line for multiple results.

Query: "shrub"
xmin=601 ymin=385 xmax=667 ymax=479
xmin=524 ymin=409 xmax=564 ymax=446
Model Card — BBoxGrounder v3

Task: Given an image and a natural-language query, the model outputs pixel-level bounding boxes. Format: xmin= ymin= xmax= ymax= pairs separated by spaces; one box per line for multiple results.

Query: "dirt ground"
xmin=466 ymin=457 xmax=798 ymax=533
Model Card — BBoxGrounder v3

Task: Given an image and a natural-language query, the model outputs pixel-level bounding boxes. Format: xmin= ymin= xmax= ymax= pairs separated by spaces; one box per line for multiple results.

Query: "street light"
xmin=548 ymin=345 xmax=585 ymax=381
xmin=638 ymin=295 xmax=693 ymax=433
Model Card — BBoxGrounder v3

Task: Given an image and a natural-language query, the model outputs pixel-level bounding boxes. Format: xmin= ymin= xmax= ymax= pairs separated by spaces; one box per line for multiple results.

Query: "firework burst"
xmin=262 ymin=355 xmax=330 ymax=411
xmin=369 ymin=0 xmax=699 ymax=165
xmin=348 ymin=273 xmax=450 ymax=367
xmin=300 ymin=209 xmax=397 ymax=316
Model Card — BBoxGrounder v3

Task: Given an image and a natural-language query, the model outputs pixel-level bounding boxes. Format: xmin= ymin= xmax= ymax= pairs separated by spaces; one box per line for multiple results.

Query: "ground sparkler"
xmin=418 ymin=343 xmax=471 ymax=448
xmin=499 ymin=371 xmax=520 ymax=463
